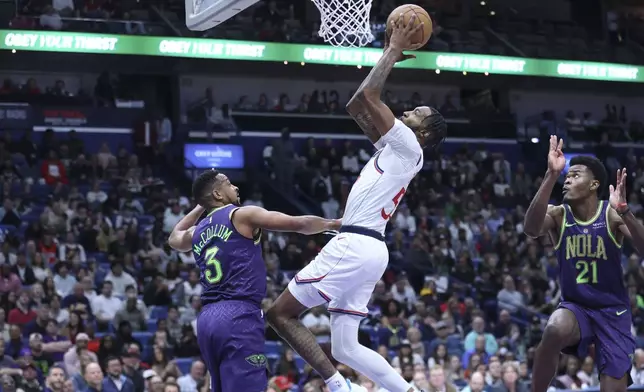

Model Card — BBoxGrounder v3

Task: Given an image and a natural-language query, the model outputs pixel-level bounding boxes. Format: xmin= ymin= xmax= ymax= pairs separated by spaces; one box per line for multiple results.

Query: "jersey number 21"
xmin=204 ymin=247 xmax=223 ymax=284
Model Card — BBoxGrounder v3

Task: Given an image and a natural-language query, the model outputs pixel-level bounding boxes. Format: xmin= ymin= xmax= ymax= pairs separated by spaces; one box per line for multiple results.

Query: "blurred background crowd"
xmin=1 ymin=0 xmax=644 ymax=391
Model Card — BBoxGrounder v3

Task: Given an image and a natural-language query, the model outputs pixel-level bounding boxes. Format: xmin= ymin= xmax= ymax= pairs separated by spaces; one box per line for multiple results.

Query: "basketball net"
xmin=311 ymin=0 xmax=374 ymax=47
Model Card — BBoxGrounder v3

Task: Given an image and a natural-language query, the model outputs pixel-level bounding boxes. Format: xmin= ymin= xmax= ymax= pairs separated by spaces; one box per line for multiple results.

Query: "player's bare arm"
xmin=609 ymin=168 xmax=644 ymax=254
xmin=233 ymin=205 xmax=340 ymax=236
xmin=524 ymin=136 xmax=565 ymax=238
xmin=345 ymin=15 xmax=422 ymax=142
xmin=167 ymin=205 xmax=205 ymax=252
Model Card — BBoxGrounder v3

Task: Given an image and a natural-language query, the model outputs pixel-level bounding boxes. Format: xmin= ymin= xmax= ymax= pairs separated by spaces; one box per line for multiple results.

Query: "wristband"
xmin=617 ymin=203 xmax=630 ymax=216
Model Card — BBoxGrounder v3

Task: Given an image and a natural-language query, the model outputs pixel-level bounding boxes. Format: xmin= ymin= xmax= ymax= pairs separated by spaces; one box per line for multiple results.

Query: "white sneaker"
xmin=346 ymin=379 xmax=368 ymax=392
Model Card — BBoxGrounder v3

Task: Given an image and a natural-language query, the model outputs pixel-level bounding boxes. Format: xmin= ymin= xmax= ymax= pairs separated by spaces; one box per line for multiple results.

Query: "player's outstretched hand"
xmin=388 ymin=14 xmax=423 ymax=58
xmin=384 ymin=31 xmax=416 ymax=63
xmin=547 ymin=135 xmax=565 ymax=174
xmin=609 ymin=168 xmax=628 ymax=212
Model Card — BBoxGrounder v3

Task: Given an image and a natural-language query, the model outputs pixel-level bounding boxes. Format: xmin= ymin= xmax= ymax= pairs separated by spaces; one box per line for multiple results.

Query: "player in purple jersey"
xmin=167 ymin=169 xmax=341 ymax=392
xmin=524 ymin=136 xmax=644 ymax=392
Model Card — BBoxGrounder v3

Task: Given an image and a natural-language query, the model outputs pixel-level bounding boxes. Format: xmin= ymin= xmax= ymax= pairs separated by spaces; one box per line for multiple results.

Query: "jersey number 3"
xmin=381 ymin=187 xmax=406 ymax=220
xmin=204 ymin=247 xmax=223 ymax=284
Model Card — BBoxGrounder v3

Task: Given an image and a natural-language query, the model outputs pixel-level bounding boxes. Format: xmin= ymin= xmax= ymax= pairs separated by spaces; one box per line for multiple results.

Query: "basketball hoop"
xmin=311 ymin=0 xmax=374 ymax=47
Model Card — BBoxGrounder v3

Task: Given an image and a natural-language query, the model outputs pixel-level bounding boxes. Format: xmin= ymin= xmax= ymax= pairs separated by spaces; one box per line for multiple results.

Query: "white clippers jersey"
xmin=342 ymin=119 xmax=424 ymax=235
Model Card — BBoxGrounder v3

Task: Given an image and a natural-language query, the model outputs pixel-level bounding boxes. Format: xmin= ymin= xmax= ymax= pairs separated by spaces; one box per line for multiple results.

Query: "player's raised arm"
xmin=610 ymin=168 xmax=644 ymax=254
xmin=167 ymin=205 xmax=205 ymax=252
xmin=233 ymin=205 xmax=340 ymax=236
xmin=345 ymin=14 xmax=422 ymax=143
xmin=524 ymin=136 xmax=565 ymax=238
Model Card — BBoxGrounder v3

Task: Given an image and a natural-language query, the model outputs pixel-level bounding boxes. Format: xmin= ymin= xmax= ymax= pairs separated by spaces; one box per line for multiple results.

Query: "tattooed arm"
xmin=345 ymin=48 xmax=400 ymax=144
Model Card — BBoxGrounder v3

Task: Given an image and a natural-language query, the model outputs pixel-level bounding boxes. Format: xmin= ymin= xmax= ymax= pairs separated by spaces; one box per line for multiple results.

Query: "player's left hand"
xmin=609 ymin=168 xmax=628 ymax=212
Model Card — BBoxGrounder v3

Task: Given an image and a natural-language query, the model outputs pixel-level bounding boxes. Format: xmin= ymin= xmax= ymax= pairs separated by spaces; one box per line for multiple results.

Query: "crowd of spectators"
xmin=0 ymin=83 xmax=644 ymax=392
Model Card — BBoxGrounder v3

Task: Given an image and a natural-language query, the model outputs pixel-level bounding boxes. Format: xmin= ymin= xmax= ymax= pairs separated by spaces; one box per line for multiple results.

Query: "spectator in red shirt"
xmin=41 ymin=150 xmax=68 ymax=186
xmin=39 ymin=233 xmax=59 ymax=265
xmin=0 ymin=265 xmax=21 ymax=295
xmin=8 ymin=290 xmax=36 ymax=325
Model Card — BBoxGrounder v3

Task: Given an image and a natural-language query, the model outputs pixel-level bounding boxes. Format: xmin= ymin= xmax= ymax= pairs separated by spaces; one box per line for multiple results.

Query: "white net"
xmin=311 ymin=0 xmax=374 ymax=47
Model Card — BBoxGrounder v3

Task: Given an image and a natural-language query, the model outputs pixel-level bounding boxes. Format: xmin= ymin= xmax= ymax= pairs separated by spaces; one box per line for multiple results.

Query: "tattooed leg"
xmin=266 ymin=288 xmax=338 ymax=379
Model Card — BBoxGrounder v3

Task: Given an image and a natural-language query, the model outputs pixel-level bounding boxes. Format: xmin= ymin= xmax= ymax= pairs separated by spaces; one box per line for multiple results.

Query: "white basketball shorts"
xmin=287 ymin=232 xmax=388 ymax=317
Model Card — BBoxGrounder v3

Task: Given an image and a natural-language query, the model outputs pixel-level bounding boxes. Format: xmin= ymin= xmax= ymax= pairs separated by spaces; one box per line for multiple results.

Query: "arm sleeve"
xmin=373 ymin=139 xmax=386 ymax=150
xmin=381 ymin=119 xmax=423 ymax=161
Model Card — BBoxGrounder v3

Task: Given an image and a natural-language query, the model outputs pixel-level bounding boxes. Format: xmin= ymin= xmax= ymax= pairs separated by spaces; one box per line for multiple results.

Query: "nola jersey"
xmin=343 ymin=119 xmax=424 ymax=235
xmin=191 ymin=204 xmax=266 ymax=306
xmin=554 ymin=200 xmax=628 ymax=309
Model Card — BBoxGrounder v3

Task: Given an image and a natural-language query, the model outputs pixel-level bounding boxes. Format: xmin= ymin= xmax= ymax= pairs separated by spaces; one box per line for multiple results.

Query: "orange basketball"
xmin=386 ymin=4 xmax=433 ymax=50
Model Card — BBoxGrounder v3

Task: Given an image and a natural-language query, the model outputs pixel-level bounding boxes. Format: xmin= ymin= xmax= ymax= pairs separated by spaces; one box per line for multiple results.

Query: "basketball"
xmin=386 ymin=4 xmax=433 ymax=50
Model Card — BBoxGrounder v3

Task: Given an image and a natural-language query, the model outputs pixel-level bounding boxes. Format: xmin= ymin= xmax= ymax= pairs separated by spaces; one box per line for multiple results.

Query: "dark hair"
xmin=192 ymin=169 xmax=221 ymax=207
xmin=164 ymin=383 xmax=180 ymax=392
xmin=569 ymin=155 xmax=607 ymax=197
xmin=105 ymin=355 xmax=121 ymax=366
xmin=48 ymin=365 xmax=66 ymax=377
xmin=420 ymin=107 xmax=447 ymax=151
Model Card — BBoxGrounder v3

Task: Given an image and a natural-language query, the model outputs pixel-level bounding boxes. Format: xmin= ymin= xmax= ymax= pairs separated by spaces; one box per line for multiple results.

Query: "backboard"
xmin=186 ymin=0 xmax=259 ymax=31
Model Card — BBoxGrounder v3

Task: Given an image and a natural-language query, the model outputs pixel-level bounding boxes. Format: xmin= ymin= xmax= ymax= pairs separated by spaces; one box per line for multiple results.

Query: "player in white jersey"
xmin=266 ymin=15 xmax=447 ymax=392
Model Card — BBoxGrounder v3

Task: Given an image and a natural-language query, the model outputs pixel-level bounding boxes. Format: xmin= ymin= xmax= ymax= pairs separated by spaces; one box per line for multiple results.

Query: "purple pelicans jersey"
xmin=192 ymin=204 xmax=266 ymax=306
xmin=554 ymin=200 xmax=635 ymax=380
xmin=192 ymin=204 xmax=268 ymax=392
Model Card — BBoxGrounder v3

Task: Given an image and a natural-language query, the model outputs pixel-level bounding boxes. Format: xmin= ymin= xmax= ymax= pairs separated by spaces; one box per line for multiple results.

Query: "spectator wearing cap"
xmin=81 ymin=362 xmax=103 ymax=392
xmin=16 ymin=360 xmax=41 ymax=392
xmin=92 ymin=281 xmax=123 ymax=331
xmin=464 ymin=317 xmax=498 ymax=356
xmin=45 ymin=365 xmax=66 ymax=392
xmin=102 ymin=356 xmax=135 ymax=392
xmin=63 ymin=333 xmax=97 ymax=376
xmin=121 ymin=345 xmax=145 ymax=392
xmin=177 ymin=361 xmax=205 ymax=392
xmin=7 ymin=290 xmax=36 ymax=326
xmin=0 ymin=264 xmax=21 ymax=295
xmin=104 ymin=263 xmax=137 ymax=298
xmin=28 ymin=333 xmax=56 ymax=375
